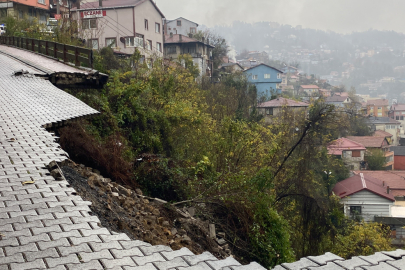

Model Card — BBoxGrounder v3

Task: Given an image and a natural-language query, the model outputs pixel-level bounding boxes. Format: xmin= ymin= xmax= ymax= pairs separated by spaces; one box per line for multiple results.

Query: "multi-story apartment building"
xmin=164 ymin=17 xmax=198 ymax=36
xmin=0 ymin=0 xmax=50 ymax=24
xmin=164 ymin=33 xmax=214 ymax=77
xmin=73 ymin=0 xmax=165 ymax=58
xmin=367 ymin=99 xmax=389 ymax=117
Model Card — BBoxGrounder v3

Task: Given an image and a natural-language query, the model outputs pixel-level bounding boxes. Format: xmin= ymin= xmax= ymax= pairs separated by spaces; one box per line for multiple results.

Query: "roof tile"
xmin=258 ymin=97 xmax=308 ymax=108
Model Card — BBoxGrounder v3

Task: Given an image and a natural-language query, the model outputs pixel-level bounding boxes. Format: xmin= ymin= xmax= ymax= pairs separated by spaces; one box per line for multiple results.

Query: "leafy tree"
xmin=365 ymin=149 xmax=386 ymax=170
xmin=331 ymin=222 xmax=393 ymax=259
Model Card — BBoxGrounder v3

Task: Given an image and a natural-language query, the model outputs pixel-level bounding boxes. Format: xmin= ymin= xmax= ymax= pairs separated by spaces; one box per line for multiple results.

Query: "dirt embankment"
xmin=49 ymin=159 xmax=233 ymax=259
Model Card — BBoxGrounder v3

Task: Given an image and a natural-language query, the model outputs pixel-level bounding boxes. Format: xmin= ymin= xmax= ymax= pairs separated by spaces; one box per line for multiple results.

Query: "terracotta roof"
xmin=332 ymin=173 xmax=395 ymax=201
xmin=300 ymin=85 xmax=319 ymax=89
xmin=325 ymin=95 xmax=349 ymax=102
xmin=391 ymin=104 xmax=405 ymax=111
xmin=327 ymin=138 xmax=366 ymax=155
xmin=367 ymin=99 xmax=389 ymax=106
xmin=333 ymin=92 xmax=349 ymax=97
xmin=78 ymin=0 xmax=165 ymax=17
xmin=346 ymin=136 xmax=387 ymax=148
xmin=373 ymin=130 xmax=393 ymax=138
xmin=244 ymin=63 xmax=284 ymax=73
xmin=353 ymin=170 xmax=405 ymax=197
xmin=164 ymin=34 xmax=214 ymax=48
xmin=257 ymin=97 xmax=309 ymax=108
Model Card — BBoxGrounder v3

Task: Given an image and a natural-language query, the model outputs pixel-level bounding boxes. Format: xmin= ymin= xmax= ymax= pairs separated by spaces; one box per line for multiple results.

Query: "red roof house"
xmin=327 ymin=138 xmax=366 ymax=170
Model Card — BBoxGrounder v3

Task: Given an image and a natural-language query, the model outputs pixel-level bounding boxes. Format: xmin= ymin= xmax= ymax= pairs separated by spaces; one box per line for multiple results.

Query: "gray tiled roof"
xmin=272 ymin=250 xmax=405 ymax=269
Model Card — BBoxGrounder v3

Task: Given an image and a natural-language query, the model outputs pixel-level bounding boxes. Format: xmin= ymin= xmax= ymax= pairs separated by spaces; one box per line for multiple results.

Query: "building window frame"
xmin=82 ymin=18 xmax=97 ymax=29
xmin=125 ymin=34 xmax=144 ymax=48
xmin=38 ymin=0 xmax=45 ymax=4
xmin=145 ymin=19 xmax=148 ymax=30
xmin=177 ymin=20 xmax=181 ymax=26
xmin=264 ymin=74 xmax=271 ymax=79
xmin=277 ymin=73 xmax=281 ymax=79
xmin=155 ymin=22 xmax=160 ymax=33
xmin=167 ymin=45 xmax=176 ymax=54
xmin=352 ymin=150 xmax=361 ymax=157
xmin=190 ymin=27 xmax=196 ymax=33
xmin=265 ymin=108 xmax=273 ymax=115
xmin=146 ymin=39 xmax=152 ymax=50
xmin=105 ymin=37 xmax=117 ymax=48
xmin=156 ymin=42 xmax=162 ymax=52
xmin=252 ymin=75 xmax=258 ymax=80
xmin=89 ymin=39 xmax=99 ymax=50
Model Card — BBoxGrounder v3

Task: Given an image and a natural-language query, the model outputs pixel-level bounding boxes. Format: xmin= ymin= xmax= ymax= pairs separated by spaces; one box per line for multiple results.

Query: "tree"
xmin=331 ymin=222 xmax=393 ymax=259
xmin=365 ymin=149 xmax=386 ymax=170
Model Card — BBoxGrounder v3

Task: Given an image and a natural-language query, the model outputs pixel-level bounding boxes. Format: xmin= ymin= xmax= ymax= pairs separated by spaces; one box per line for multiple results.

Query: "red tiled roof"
xmin=391 ymin=104 xmax=405 ymax=111
xmin=333 ymin=92 xmax=349 ymax=97
xmin=353 ymin=171 xmax=405 ymax=197
xmin=373 ymin=130 xmax=393 ymax=138
xmin=332 ymin=173 xmax=395 ymax=201
xmin=326 ymin=96 xmax=350 ymax=102
xmin=346 ymin=136 xmax=388 ymax=148
xmin=327 ymin=138 xmax=366 ymax=155
xmin=367 ymin=99 xmax=389 ymax=106
xmin=257 ymin=97 xmax=309 ymax=108
xmin=300 ymin=85 xmax=319 ymax=89
xmin=78 ymin=0 xmax=165 ymax=17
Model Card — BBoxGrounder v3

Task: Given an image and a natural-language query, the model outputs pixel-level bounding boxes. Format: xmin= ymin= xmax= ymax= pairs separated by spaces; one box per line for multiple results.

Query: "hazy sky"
xmin=155 ymin=0 xmax=405 ymax=34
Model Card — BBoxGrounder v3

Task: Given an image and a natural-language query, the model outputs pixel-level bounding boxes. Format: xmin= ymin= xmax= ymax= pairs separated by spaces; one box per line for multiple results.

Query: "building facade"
xmin=257 ymin=97 xmax=308 ymax=124
xmin=0 ymin=0 xmax=50 ymax=24
xmin=367 ymin=117 xmax=401 ymax=146
xmin=73 ymin=0 xmax=165 ymax=57
xmin=164 ymin=33 xmax=214 ymax=77
xmin=164 ymin=17 xmax=198 ymax=36
xmin=327 ymin=138 xmax=366 ymax=170
xmin=367 ymin=99 xmax=389 ymax=117
xmin=244 ymin=64 xmax=283 ymax=96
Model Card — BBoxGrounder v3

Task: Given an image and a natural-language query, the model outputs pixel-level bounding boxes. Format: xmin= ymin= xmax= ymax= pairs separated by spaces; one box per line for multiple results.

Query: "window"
xmin=343 ymin=151 xmax=350 ymax=158
xmin=156 ymin=42 xmax=162 ymax=52
xmin=146 ymin=40 xmax=152 ymax=50
xmin=39 ymin=14 xmax=46 ymax=24
xmin=397 ymin=116 xmax=400 ymax=120
xmin=18 ymin=10 xmax=23 ymax=19
xmin=177 ymin=20 xmax=181 ymax=26
xmin=276 ymin=83 xmax=281 ymax=89
xmin=38 ymin=0 xmax=45 ymax=4
xmin=401 ymin=116 xmax=404 ymax=120
xmin=28 ymin=8 xmax=36 ymax=17
xmin=125 ymin=34 xmax=144 ymax=48
xmin=378 ymin=112 xmax=382 ymax=116
xmin=277 ymin=73 xmax=281 ymax=79
xmin=190 ymin=27 xmax=196 ymax=33
xmin=155 ymin=23 xmax=160 ymax=33
xmin=184 ymin=46 xmax=196 ymax=54
xmin=167 ymin=46 xmax=176 ymax=54
xmin=264 ymin=74 xmax=271 ymax=79
xmin=350 ymin=206 xmax=361 ymax=216
xmin=265 ymin=108 xmax=273 ymax=115
xmin=82 ymin=19 xmax=97 ymax=29
xmin=106 ymin=38 xmax=116 ymax=48
xmin=378 ymin=107 xmax=382 ymax=110
xmin=145 ymin=19 xmax=148 ymax=30
xmin=90 ymin=39 xmax=99 ymax=50
xmin=352 ymin=150 xmax=361 ymax=157
xmin=402 ymin=112 xmax=405 ymax=115
xmin=396 ymin=112 xmax=400 ymax=115
xmin=252 ymin=75 xmax=258 ymax=80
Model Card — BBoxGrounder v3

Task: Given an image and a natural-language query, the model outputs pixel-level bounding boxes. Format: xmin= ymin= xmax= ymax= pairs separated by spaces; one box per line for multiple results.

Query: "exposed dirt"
xmin=54 ymin=159 xmax=232 ymax=259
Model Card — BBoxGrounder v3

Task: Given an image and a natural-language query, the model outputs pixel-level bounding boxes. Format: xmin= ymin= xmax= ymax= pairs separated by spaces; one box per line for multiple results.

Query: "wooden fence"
xmin=0 ymin=36 xmax=93 ymax=69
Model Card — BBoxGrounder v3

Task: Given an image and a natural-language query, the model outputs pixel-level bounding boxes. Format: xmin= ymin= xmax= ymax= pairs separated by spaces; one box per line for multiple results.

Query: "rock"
xmin=217 ymin=232 xmax=225 ymax=238
xmin=135 ymin=188 xmax=143 ymax=195
xmin=171 ymin=228 xmax=177 ymax=235
xmin=50 ymin=169 xmax=62 ymax=179
xmin=103 ymin=178 xmax=112 ymax=183
xmin=216 ymin=238 xmax=227 ymax=245
xmin=143 ymin=199 xmax=149 ymax=204
xmin=111 ymin=192 xmax=119 ymax=197
xmin=162 ymin=221 xmax=170 ymax=227
xmin=118 ymin=185 xmax=132 ymax=197
xmin=187 ymin=207 xmax=196 ymax=217
xmin=93 ymin=169 xmax=101 ymax=174
xmin=157 ymin=217 xmax=164 ymax=225
xmin=181 ymin=235 xmax=192 ymax=244
xmin=152 ymin=209 xmax=160 ymax=216
xmin=178 ymin=229 xmax=186 ymax=235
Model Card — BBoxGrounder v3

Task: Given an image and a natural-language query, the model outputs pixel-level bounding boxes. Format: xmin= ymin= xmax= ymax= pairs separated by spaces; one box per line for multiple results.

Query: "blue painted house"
xmin=244 ymin=64 xmax=283 ymax=96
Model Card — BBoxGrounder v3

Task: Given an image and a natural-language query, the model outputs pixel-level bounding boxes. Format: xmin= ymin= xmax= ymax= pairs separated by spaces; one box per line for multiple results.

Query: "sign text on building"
xmin=80 ymin=10 xmax=106 ymax=19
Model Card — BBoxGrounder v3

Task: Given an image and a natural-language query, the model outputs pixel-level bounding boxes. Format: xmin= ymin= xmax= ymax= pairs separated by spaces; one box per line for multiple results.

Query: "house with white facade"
xmin=73 ymin=0 xmax=165 ymax=59
xmin=164 ymin=17 xmax=198 ymax=36
xmin=327 ymin=137 xmax=366 ymax=170
xmin=332 ymin=173 xmax=395 ymax=222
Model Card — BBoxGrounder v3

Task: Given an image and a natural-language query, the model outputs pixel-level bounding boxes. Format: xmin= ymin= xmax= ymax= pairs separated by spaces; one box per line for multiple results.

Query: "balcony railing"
xmin=0 ymin=36 xmax=93 ymax=68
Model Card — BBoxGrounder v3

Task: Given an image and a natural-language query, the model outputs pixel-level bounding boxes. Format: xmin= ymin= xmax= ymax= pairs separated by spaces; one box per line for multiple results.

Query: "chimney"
xmin=179 ymin=35 xmax=182 ymax=42
xmin=99 ymin=0 xmax=102 ymax=7
xmin=387 ymin=186 xmax=390 ymax=194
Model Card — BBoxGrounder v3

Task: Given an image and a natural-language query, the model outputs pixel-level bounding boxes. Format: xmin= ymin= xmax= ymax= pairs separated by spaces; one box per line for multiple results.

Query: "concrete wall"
xmin=342 ymin=150 xmax=365 ymax=170
xmin=166 ymin=19 xmax=197 ymax=36
xmin=340 ymin=190 xmax=393 ymax=222
xmin=74 ymin=0 xmax=163 ymax=57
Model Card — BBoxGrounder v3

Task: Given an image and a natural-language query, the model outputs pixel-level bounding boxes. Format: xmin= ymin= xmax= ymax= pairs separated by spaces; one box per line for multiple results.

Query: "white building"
xmin=164 ymin=17 xmax=198 ymax=36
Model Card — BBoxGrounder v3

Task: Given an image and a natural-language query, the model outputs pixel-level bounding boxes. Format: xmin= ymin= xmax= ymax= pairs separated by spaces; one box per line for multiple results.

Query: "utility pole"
xmin=57 ymin=0 xmax=60 ymax=15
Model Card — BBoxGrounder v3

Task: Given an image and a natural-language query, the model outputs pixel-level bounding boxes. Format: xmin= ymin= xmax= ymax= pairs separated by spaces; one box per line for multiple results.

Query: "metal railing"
xmin=0 ymin=36 xmax=93 ymax=69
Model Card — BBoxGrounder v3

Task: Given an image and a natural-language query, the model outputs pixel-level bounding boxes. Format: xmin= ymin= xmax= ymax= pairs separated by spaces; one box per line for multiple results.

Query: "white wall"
xmin=340 ymin=190 xmax=393 ymax=222
xmin=166 ymin=18 xmax=198 ymax=36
